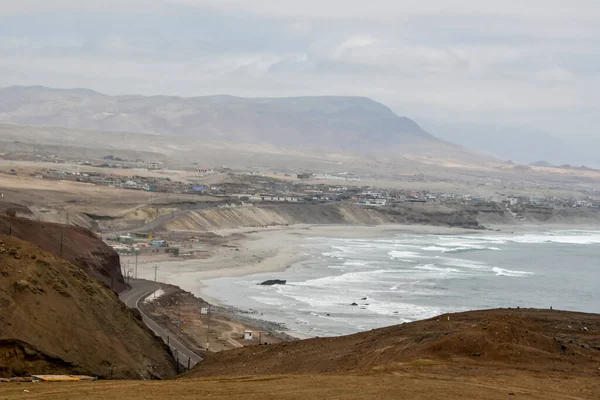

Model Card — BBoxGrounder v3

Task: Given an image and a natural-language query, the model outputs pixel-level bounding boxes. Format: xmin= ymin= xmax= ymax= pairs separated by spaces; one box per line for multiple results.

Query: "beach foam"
xmin=492 ymin=267 xmax=534 ymax=277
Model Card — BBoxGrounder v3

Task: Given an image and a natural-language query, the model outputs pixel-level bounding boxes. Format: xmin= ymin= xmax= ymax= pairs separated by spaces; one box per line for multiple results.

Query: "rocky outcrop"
xmin=0 ymin=216 xmax=126 ymax=292
xmin=259 ymin=280 xmax=287 ymax=286
xmin=0 ymin=236 xmax=177 ymax=379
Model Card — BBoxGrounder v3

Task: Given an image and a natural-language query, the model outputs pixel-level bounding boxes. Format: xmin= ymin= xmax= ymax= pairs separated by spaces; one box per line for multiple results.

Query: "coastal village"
xmin=3 ymin=153 xmax=599 ymax=209
xmin=5 ymin=154 xmax=588 ymax=275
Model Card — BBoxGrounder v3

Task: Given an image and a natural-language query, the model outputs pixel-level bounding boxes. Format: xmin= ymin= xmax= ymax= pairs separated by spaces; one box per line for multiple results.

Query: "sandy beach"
xmin=124 ymin=221 xmax=596 ymax=307
xmin=125 ymin=223 xmax=483 ymax=303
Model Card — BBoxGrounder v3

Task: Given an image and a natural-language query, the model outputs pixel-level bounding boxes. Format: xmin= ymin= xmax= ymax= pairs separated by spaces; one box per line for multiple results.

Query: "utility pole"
xmin=135 ymin=251 xmax=139 ymax=279
xmin=206 ymin=304 xmax=212 ymax=350
xmin=59 ymin=232 xmax=64 ymax=258
xmin=153 ymin=264 xmax=159 ymax=298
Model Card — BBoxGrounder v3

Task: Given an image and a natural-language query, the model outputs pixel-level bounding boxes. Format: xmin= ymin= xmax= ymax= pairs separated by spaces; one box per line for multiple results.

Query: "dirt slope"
xmin=0 ymin=236 xmax=177 ymax=379
xmin=189 ymin=309 xmax=600 ymax=377
xmin=162 ymin=203 xmax=481 ymax=232
xmin=0 ymin=216 xmax=126 ymax=292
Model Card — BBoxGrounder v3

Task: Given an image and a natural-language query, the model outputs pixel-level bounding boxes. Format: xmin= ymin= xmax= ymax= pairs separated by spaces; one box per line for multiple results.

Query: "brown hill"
xmin=189 ymin=308 xmax=600 ymax=377
xmin=0 ymin=215 xmax=125 ymax=292
xmin=0 ymin=235 xmax=177 ymax=379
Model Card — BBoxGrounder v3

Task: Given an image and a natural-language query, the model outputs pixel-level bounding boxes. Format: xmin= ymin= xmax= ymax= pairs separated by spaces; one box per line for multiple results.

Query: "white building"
xmin=360 ymin=199 xmax=387 ymax=207
xmin=195 ymin=167 xmax=214 ymax=175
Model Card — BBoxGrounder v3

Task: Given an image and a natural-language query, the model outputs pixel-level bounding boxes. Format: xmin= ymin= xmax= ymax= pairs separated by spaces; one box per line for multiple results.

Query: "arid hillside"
xmin=189 ymin=308 xmax=600 ymax=377
xmin=2 ymin=309 xmax=597 ymax=399
xmin=0 ymin=216 xmax=125 ymax=292
xmin=0 ymin=236 xmax=177 ymax=379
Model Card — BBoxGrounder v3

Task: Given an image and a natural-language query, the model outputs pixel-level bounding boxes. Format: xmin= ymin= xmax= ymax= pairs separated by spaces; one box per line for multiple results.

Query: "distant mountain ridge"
xmin=420 ymin=121 xmax=595 ymax=166
xmin=0 ymin=86 xmax=437 ymax=152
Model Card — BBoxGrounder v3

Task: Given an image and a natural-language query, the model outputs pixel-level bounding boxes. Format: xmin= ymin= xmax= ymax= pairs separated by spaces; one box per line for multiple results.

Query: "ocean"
xmin=202 ymin=230 xmax=600 ymax=337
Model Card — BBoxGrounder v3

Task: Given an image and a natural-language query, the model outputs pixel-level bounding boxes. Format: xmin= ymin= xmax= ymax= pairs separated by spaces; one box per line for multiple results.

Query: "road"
xmin=119 ymin=279 xmax=203 ymax=369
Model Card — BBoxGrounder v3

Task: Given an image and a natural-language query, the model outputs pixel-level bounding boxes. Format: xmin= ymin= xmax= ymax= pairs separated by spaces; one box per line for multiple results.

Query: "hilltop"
xmin=0 ymin=215 xmax=125 ymax=292
xmin=0 ymin=235 xmax=177 ymax=379
xmin=188 ymin=308 xmax=600 ymax=377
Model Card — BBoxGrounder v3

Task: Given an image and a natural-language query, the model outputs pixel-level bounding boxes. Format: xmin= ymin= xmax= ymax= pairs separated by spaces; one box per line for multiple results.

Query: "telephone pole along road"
xmin=119 ymin=279 xmax=203 ymax=369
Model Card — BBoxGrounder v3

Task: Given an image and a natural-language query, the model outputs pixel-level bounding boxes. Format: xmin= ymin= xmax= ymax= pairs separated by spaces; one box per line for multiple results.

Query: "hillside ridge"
xmin=0 ymin=85 xmax=436 ymax=151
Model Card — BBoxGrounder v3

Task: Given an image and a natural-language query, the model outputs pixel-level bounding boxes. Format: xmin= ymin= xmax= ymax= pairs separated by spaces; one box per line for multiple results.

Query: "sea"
xmin=202 ymin=230 xmax=600 ymax=337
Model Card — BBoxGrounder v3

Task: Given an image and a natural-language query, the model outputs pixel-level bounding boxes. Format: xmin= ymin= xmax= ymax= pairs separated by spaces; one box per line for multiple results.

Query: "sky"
xmin=0 ymin=0 xmax=599 ymax=137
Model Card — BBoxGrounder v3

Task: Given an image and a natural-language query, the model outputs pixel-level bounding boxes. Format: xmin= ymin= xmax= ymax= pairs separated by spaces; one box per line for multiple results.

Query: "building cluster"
xmin=106 ymin=233 xmax=179 ymax=257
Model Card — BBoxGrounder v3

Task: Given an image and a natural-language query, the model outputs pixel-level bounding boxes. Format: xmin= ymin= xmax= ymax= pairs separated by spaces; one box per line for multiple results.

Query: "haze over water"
xmin=203 ymin=230 xmax=600 ymax=337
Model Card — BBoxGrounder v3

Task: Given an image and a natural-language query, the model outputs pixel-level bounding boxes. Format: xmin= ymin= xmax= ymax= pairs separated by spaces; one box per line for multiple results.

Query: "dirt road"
xmin=119 ymin=279 xmax=203 ymax=368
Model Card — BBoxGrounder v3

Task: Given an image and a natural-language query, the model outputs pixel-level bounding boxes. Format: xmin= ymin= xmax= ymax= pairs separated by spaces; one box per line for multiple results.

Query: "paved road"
xmin=119 ymin=279 xmax=203 ymax=369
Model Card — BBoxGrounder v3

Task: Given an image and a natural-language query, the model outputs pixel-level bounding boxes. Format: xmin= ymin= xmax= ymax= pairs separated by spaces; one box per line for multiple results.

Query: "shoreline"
xmin=129 ymin=222 xmax=599 ymax=302
xmin=126 ymin=222 xmax=600 ymax=337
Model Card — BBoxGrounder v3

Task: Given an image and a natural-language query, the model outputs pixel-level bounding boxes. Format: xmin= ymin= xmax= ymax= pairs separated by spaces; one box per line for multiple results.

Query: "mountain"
xmin=0 ymin=86 xmax=436 ymax=152
xmin=530 ymin=161 xmax=556 ymax=167
xmin=420 ymin=121 xmax=584 ymax=165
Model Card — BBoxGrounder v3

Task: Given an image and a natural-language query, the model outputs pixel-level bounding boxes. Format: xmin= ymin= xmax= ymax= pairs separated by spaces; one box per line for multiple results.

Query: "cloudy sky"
xmin=0 ymin=0 xmax=599 ymax=137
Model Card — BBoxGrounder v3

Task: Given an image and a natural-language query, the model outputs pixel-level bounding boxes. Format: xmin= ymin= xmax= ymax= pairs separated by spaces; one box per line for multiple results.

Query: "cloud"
xmin=537 ymin=67 xmax=575 ymax=82
xmin=0 ymin=0 xmax=598 ymax=136
xmin=168 ymin=0 xmax=600 ymax=20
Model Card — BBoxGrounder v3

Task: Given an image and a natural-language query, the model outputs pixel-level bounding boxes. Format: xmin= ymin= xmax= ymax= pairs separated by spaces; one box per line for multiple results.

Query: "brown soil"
xmin=0 ymin=216 xmax=125 ymax=292
xmin=0 ymin=202 xmax=31 ymax=216
xmin=141 ymin=283 xmax=290 ymax=354
xmin=188 ymin=308 xmax=600 ymax=377
xmin=0 ymin=235 xmax=177 ymax=379
xmin=0 ymin=370 xmax=598 ymax=399
xmin=0 ymin=308 xmax=599 ymax=399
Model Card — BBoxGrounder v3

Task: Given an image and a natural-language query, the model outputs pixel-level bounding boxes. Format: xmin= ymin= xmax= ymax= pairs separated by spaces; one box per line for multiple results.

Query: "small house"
xmin=195 ymin=167 xmax=214 ymax=175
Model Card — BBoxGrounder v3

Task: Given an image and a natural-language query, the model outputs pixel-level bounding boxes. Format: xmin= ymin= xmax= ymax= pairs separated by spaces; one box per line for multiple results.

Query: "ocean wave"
xmin=388 ymin=250 xmax=422 ymax=259
xmin=421 ymin=246 xmax=448 ymax=252
xmin=414 ymin=264 xmax=461 ymax=274
xmin=510 ymin=233 xmax=600 ymax=245
xmin=442 ymin=246 xmax=501 ymax=254
xmin=248 ymin=296 xmax=290 ymax=306
xmin=440 ymin=258 xmax=489 ymax=270
xmin=343 ymin=261 xmax=372 ymax=267
xmin=451 ymin=231 xmax=600 ymax=245
xmin=365 ymin=301 xmax=444 ymax=318
xmin=290 ymin=269 xmax=393 ymax=288
xmin=492 ymin=267 xmax=534 ymax=277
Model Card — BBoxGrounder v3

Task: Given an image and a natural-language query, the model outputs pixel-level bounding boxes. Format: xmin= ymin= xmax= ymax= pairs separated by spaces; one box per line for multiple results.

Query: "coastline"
xmin=125 ymin=222 xmax=600 ymax=340
xmin=130 ymin=222 xmax=597 ymax=304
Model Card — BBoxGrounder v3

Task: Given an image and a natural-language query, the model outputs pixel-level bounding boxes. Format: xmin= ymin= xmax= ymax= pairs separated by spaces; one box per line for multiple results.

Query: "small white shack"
xmin=244 ymin=330 xmax=253 ymax=340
